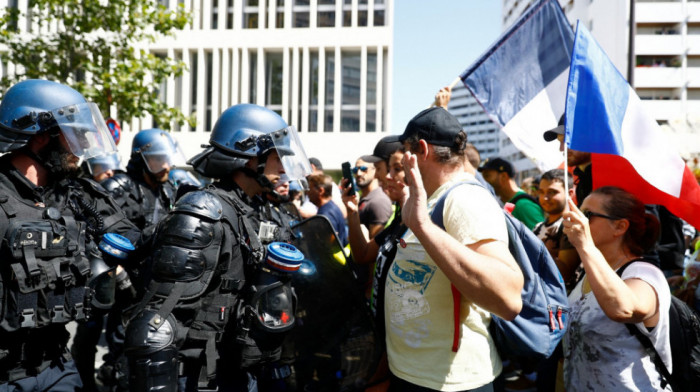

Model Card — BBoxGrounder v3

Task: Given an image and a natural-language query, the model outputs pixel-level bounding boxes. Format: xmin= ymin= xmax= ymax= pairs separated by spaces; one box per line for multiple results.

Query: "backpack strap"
xmin=616 ymin=260 xmax=674 ymax=391
xmin=430 ymin=179 xmax=484 ymax=353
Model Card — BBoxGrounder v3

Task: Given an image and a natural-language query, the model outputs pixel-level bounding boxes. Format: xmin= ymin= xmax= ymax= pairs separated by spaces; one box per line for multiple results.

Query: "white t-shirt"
xmin=384 ymin=173 xmax=508 ymax=391
xmin=564 ymin=261 xmax=672 ymax=392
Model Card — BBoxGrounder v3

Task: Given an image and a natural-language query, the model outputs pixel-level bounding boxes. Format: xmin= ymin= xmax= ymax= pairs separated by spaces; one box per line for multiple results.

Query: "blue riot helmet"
xmin=169 ymin=168 xmax=202 ymax=188
xmin=0 ymin=79 xmax=117 ymax=159
xmin=130 ymin=128 xmax=186 ymax=174
xmin=189 ymin=103 xmax=312 ymax=183
xmin=86 ymin=152 xmax=121 ymax=179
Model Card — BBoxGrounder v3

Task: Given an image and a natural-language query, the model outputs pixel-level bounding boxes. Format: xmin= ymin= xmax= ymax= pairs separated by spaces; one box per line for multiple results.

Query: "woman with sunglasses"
xmin=562 ymin=186 xmax=671 ymax=391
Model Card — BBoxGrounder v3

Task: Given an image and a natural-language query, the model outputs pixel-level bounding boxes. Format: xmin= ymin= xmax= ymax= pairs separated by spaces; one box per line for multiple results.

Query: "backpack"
xmin=616 ymin=260 xmax=700 ymax=392
xmin=431 ymin=180 xmax=569 ymax=359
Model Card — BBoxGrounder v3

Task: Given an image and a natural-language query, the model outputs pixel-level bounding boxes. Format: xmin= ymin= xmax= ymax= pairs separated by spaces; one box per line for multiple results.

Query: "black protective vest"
xmin=137 ymin=184 xmax=295 ymax=377
xmin=0 ymin=188 xmax=91 ymax=332
xmin=102 ymin=172 xmax=175 ymax=231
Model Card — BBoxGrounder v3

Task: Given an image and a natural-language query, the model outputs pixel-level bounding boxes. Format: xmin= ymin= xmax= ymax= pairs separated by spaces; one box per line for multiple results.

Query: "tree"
xmin=0 ymin=0 xmax=195 ymax=130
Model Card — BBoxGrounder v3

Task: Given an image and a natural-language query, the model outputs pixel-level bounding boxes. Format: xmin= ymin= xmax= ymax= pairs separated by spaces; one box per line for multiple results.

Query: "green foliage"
xmin=0 ymin=0 xmax=196 ymax=130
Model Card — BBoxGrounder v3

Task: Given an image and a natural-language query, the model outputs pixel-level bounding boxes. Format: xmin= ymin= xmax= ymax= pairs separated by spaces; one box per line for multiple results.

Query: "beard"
xmin=37 ymin=137 xmax=81 ymax=177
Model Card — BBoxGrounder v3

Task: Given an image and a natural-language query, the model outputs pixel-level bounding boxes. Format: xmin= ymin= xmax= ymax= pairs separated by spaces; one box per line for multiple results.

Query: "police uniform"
xmin=0 ymin=155 xmax=139 ymax=389
xmin=101 ymin=171 xmax=176 ymax=232
xmin=125 ymin=181 xmax=296 ymax=391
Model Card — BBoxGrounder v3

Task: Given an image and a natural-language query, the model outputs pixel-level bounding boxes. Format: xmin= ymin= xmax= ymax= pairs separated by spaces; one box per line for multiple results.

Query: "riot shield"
xmin=285 ymin=215 xmax=381 ymax=392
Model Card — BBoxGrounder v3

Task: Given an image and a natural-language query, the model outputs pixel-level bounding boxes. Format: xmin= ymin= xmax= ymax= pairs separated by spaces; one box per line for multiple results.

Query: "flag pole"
xmin=564 ymin=141 xmax=570 ymax=210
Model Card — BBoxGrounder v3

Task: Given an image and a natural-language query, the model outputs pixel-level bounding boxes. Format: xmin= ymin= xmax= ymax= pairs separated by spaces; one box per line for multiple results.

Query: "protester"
xmin=386 ymin=107 xmax=523 ymax=391
xmin=298 ymin=157 xmax=347 ymax=218
xmin=361 ymin=135 xmax=402 ymax=192
xmin=533 ymin=169 xmax=581 ymax=290
xmin=562 ymin=186 xmax=671 ymax=391
xmin=544 ymin=115 xmax=592 ymax=207
xmin=478 ymin=157 xmax=544 ymax=229
xmin=354 ymin=157 xmax=393 ymax=239
xmin=307 ymin=173 xmax=348 ymax=246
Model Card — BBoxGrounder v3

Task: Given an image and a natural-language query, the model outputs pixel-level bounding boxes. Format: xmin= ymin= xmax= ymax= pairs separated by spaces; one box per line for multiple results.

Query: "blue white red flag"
xmin=566 ymin=22 xmax=700 ymax=228
xmin=460 ymin=0 xmax=573 ymax=171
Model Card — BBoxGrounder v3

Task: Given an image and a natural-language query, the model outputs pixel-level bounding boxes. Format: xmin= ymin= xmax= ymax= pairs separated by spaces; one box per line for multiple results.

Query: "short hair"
xmin=307 ymin=173 xmax=333 ymax=196
xmin=464 ymin=143 xmax=481 ymax=168
xmin=540 ymin=169 xmax=573 ymax=189
xmin=308 ymin=157 xmax=323 ymax=171
xmin=403 ymin=131 xmax=468 ymax=167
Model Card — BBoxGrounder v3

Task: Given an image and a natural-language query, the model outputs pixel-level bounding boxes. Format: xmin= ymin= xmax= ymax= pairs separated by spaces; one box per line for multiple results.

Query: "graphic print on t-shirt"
xmin=387 ymin=259 xmax=437 ymax=323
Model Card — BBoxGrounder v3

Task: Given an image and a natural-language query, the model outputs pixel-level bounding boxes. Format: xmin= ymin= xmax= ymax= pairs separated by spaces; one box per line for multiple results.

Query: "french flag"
xmin=460 ymin=0 xmax=573 ymax=171
xmin=566 ymin=22 xmax=700 ymax=229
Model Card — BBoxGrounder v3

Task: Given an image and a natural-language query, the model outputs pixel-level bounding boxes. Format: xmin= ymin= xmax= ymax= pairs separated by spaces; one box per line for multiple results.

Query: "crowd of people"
xmin=0 ymin=78 xmax=698 ymax=392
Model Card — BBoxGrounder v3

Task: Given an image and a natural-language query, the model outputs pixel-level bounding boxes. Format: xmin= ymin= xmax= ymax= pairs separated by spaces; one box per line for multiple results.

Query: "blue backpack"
xmin=431 ymin=180 xmax=569 ymax=359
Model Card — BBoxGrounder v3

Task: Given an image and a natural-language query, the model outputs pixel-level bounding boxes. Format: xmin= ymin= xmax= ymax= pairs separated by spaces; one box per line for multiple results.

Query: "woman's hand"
xmin=562 ymin=198 xmax=594 ymax=251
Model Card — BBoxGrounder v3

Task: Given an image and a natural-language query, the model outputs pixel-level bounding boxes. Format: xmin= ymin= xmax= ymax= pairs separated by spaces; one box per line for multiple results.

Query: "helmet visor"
xmin=264 ymin=126 xmax=312 ymax=182
xmin=139 ymin=136 xmax=187 ymax=174
xmin=52 ymin=102 xmax=117 ymax=159
xmin=87 ymin=152 xmax=121 ymax=176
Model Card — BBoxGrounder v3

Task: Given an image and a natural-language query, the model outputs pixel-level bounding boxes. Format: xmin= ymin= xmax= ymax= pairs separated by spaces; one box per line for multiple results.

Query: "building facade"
xmin=1 ymin=0 xmax=394 ymax=169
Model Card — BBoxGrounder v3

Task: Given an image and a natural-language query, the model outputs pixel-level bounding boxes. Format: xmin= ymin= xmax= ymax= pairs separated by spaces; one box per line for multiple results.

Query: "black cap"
xmin=361 ymin=135 xmax=402 ymax=163
xmin=399 ymin=107 xmax=463 ymax=147
xmin=477 ymin=157 xmax=514 ymax=178
xmin=543 ymin=114 xmax=565 ymax=142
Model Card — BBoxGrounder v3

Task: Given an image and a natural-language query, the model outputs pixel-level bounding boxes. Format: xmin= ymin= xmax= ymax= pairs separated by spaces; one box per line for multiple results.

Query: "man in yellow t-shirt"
xmin=386 ymin=107 xmax=524 ymax=392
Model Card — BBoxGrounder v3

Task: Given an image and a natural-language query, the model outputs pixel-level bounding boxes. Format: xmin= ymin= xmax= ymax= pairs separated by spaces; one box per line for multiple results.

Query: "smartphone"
xmin=341 ymin=161 xmax=357 ymax=196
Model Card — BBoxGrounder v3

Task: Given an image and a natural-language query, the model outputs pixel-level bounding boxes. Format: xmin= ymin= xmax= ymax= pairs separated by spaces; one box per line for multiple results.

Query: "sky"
xmin=391 ymin=0 xmax=502 ymax=134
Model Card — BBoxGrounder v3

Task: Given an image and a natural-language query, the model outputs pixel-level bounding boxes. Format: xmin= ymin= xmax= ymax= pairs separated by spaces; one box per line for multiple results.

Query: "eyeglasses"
xmin=352 ymin=166 xmax=369 ymax=174
xmin=582 ymin=210 xmax=619 ymax=221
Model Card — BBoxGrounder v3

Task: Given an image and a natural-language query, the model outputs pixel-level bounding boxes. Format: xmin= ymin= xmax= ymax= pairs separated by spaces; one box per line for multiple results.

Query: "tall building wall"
xmin=0 ymin=0 xmax=394 ymax=170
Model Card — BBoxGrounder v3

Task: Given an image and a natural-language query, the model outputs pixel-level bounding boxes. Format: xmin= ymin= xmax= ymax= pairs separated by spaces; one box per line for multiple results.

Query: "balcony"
xmin=686 ymin=67 xmax=700 ymax=87
xmin=635 ymin=35 xmax=684 ymax=56
xmin=637 ymin=2 xmax=684 ymax=24
xmin=688 ymin=3 xmax=700 ymax=24
xmin=638 ymin=99 xmax=682 ymax=121
xmin=634 ymin=66 xmax=683 ymax=88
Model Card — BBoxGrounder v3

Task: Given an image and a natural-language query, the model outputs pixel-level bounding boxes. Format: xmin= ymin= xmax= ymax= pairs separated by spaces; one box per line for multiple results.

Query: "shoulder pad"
xmin=172 ymin=190 xmax=223 ymax=220
xmin=75 ymin=177 xmax=110 ymax=197
xmin=101 ymin=173 xmax=135 ymax=195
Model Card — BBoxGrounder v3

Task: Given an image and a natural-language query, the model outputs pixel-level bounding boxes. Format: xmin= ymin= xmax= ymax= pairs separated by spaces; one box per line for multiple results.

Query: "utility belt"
xmin=0 ymin=326 xmax=71 ymax=383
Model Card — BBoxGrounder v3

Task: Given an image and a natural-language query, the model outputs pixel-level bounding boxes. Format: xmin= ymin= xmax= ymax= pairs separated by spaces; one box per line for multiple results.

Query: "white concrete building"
xmin=1 ymin=0 xmax=394 ymax=170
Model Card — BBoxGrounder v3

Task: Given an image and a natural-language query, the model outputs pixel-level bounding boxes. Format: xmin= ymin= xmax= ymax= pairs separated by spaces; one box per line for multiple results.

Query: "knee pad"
xmin=124 ymin=309 xmax=179 ymax=392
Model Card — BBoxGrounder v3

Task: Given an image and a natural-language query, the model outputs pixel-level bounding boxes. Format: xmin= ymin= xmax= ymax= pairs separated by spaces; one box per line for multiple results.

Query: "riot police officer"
xmin=101 ymin=128 xmax=182 ymax=232
xmin=124 ymin=103 xmax=312 ymax=392
xmin=0 ymin=79 xmax=140 ymax=391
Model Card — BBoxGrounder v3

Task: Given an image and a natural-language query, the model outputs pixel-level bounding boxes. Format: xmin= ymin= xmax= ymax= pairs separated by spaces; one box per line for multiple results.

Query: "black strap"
xmin=509 ymin=192 xmax=538 ymax=205
xmin=616 ymin=259 xmax=674 ymax=391
xmin=148 ymin=282 xmax=187 ymax=330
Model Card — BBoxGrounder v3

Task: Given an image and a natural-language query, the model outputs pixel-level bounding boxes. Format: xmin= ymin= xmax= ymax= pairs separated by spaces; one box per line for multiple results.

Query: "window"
xmin=358 ymin=0 xmax=368 ymax=26
xmin=293 ymin=0 xmax=310 ymax=27
xmin=226 ymin=0 xmax=234 ymax=29
xmin=342 ymin=0 xmax=352 ymax=26
xmin=265 ymin=53 xmax=284 ymax=113
xmin=309 ymin=51 xmax=319 ymax=132
xmin=373 ymin=0 xmax=385 ymax=26
xmin=318 ymin=0 xmax=335 ymax=27
xmin=341 ymin=51 xmax=360 ymax=132
xmin=243 ymin=0 xmax=259 ymax=29
xmin=366 ymin=51 xmax=377 ymax=132
xmin=325 ymin=49 xmax=335 ymax=132
xmin=249 ymin=52 xmax=258 ymax=103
